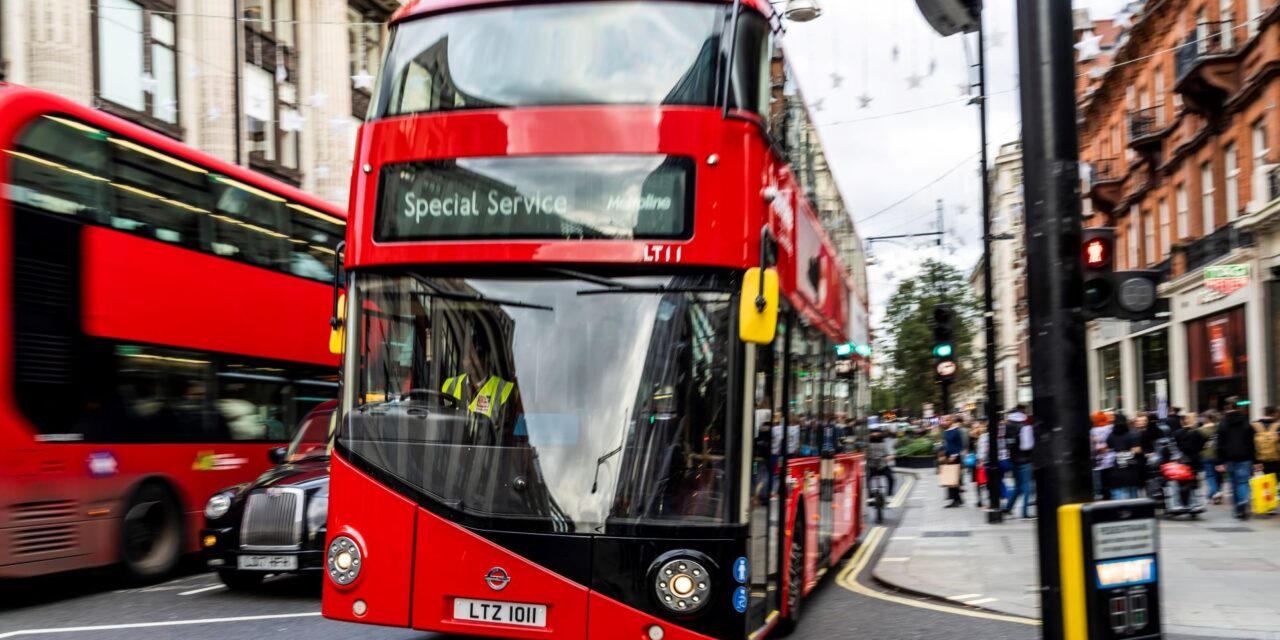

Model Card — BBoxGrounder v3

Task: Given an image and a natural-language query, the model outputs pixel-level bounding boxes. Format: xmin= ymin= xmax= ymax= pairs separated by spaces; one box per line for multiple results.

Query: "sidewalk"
xmin=873 ymin=469 xmax=1280 ymax=639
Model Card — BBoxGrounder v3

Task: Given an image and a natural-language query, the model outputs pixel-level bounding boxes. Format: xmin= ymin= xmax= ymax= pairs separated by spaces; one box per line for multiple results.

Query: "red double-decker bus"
xmin=324 ymin=1 xmax=870 ymax=638
xmin=0 ymin=86 xmax=345 ymax=581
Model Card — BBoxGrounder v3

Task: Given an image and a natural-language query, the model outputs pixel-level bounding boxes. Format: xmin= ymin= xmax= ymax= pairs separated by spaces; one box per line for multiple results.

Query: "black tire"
xmin=120 ymin=481 xmax=183 ymax=583
xmin=774 ymin=510 xmax=806 ymax=637
xmin=218 ymin=569 xmax=265 ymax=591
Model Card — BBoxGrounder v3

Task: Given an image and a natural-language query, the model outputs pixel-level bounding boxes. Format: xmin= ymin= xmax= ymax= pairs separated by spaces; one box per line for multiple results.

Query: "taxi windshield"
xmin=341 ymin=271 xmax=735 ymax=534
xmin=286 ymin=408 xmax=334 ymax=463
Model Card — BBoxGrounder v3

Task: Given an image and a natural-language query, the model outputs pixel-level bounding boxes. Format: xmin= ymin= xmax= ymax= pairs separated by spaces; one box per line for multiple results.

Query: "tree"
xmin=879 ymin=259 xmax=979 ymax=415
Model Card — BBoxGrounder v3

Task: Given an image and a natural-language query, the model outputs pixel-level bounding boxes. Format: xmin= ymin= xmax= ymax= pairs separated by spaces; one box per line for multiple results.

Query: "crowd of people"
xmin=864 ymin=398 xmax=1280 ymax=522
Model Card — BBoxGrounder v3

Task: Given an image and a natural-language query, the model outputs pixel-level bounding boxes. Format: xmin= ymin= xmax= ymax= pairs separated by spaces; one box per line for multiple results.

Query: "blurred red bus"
xmin=0 ymin=85 xmax=345 ymax=581
xmin=322 ymin=1 xmax=870 ymax=638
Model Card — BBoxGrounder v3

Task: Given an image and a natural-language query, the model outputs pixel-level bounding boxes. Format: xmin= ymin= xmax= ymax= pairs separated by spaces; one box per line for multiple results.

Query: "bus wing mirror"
xmin=269 ymin=446 xmax=287 ymax=465
xmin=739 ymin=267 xmax=778 ymax=344
xmin=328 ymin=292 xmax=346 ymax=355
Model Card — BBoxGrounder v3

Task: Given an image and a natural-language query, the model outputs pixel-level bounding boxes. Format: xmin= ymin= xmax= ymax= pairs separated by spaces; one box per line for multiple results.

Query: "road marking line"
xmin=967 ymin=598 xmax=999 ymax=605
xmin=948 ymin=594 xmax=984 ymax=601
xmin=890 ymin=536 xmax=917 ymax=540
xmin=0 ymin=612 xmax=322 ymax=638
xmin=837 ymin=526 xmax=1040 ymax=626
xmin=879 ymin=557 xmax=910 ymax=562
xmin=178 ymin=584 xmax=225 ymax=596
xmin=889 ymin=476 xmax=916 ymax=508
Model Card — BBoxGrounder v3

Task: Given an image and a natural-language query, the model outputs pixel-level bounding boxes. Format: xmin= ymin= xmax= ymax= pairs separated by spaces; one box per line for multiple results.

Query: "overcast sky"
xmin=781 ymin=0 xmax=1130 ymax=336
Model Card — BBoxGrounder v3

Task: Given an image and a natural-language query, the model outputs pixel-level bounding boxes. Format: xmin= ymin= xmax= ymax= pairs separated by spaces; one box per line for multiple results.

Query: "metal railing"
xmin=1092 ymin=158 xmax=1122 ymax=182
xmin=1175 ymin=21 xmax=1238 ymax=80
xmin=1184 ymin=224 xmax=1254 ymax=274
xmin=1128 ymin=106 xmax=1164 ymax=142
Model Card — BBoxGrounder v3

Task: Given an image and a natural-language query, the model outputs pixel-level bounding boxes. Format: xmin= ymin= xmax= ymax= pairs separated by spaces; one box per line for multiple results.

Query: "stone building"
xmin=0 ymin=0 xmax=400 ymax=207
xmin=1077 ymin=0 xmax=1280 ymax=416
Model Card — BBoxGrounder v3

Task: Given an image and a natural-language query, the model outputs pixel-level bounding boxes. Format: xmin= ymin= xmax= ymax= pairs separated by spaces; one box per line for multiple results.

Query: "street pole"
xmin=975 ymin=0 xmax=1004 ymax=526
xmin=1016 ymin=1 xmax=1095 ymax=639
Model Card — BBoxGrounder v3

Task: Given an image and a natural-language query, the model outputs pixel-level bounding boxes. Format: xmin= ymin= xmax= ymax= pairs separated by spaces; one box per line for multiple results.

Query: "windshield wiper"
xmin=543 ymin=268 xmax=731 ymax=297
xmin=408 ymin=273 xmax=553 ymax=311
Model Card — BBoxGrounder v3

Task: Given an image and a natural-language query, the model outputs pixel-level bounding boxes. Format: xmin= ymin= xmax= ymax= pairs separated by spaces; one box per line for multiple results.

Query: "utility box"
xmin=1059 ymin=499 xmax=1161 ymax=640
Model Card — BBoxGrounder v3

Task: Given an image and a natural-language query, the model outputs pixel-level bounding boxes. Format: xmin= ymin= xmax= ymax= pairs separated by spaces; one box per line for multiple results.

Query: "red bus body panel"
xmin=0 ymin=85 xmax=344 ymax=578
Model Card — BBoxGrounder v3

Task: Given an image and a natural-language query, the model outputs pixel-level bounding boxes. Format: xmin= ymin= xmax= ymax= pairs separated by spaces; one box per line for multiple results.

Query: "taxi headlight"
xmin=204 ymin=492 xmax=233 ymax=520
xmin=327 ymin=536 xmax=362 ymax=585
xmin=307 ymin=495 xmax=328 ymax=540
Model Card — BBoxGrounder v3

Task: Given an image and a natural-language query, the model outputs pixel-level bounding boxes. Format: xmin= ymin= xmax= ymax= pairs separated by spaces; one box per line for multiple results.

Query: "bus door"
xmin=745 ymin=328 xmax=785 ymax=630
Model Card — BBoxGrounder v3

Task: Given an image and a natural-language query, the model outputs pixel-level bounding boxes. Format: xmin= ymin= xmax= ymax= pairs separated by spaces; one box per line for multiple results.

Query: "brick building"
xmin=1077 ymin=0 xmax=1280 ymax=416
xmin=0 ymin=0 xmax=399 ymax=206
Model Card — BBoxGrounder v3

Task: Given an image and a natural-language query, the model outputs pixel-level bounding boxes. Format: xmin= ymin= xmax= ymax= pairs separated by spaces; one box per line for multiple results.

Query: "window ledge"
xmin=93 ymin=97 xmax=184 ymax=141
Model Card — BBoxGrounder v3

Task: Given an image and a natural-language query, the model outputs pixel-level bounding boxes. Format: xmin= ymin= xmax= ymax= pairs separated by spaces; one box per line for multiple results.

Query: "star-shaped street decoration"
xmin=280 ymin=110 xmax=305 ymax=133
xmin=830 ymin=72 xmax=844 ymax=89
xmin=307 ymin=91 xmax=328 ymax=108
xmin=811 ymin=98 xmax=825 ymax=112
xmin=1113 ymin=9 xmax=1134 ymax=29
xmin=139 ymin=73 xmax=158 ymax=95
xmin=1074 ymin=30 xmax=1104 ymax=60
xmin=857 ymin=94 xmax=873 ymax=109
xmin=351 ymin=69 xmax=375 ymax=91
xmin=957 ymin=81 xmax=972 ymax=96
xmin=905 ymin=72 xmax=924 ymax=89
xmin=275 ymin=64 xmax=288 ymax=84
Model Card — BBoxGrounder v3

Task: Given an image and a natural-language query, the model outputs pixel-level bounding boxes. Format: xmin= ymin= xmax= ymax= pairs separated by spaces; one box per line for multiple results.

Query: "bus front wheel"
xmin=119 ymin=481 xmax=183 ymax=583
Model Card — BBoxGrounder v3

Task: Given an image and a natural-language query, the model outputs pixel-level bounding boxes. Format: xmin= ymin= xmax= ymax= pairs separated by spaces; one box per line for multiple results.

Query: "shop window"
xmin=244 ymin=0 xmax=300 ymax=181
xmin=1099 ymin=344 xmax=1122 ymax=411
xmin=1186 ymin=307 xmax=1248 ymax=413
xmin=1137 ymin=331 xmax=1170 ymax=413
xmin=94 ymin=0 xmax=180 ymax=136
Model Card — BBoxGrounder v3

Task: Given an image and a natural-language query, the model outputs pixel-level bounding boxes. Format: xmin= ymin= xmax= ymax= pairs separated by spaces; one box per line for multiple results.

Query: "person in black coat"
xmin=1216 ymin=397 xmax=1258 ymax=519
xmin=1106 ymin=413 xmax=1143 ymax=499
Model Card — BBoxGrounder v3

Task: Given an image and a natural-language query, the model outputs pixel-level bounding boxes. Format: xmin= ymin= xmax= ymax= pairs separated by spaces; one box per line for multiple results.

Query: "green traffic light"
xmin=835 ymin=343 xmax=855 ymax=357
xmin=855 ymin=343 xmax=873 ymax=357
xmin=933 ymin=343 xmax=953 ymax=358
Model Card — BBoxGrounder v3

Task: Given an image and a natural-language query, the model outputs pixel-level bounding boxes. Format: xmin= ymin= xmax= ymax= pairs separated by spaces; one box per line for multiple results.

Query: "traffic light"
xmin=931 ymin=303 xmax=956 ymax=381
xmin=1081 ymin=227 xmax=1166 ymax=320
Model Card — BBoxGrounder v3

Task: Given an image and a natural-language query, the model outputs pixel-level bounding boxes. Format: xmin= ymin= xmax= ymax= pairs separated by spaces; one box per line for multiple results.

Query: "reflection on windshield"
xmin=343 ymin=273 xmax=733 ymax=533
xmin=378 ymin=2 xmax=722 ymax=115
xmin=287 ymin=408 xmax=334 ymax=463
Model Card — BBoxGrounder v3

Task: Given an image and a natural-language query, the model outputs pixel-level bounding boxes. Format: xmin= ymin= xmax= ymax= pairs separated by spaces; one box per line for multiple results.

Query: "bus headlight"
xmin=307 ymin=492 xmax=328 ymax=540
xmin=654 ymin=558 xmax=710 ymax=614
xmin=204 ymin=492 xmax=233 ymax=520
xmin=327 ymin=536 xmax=362 ymax=585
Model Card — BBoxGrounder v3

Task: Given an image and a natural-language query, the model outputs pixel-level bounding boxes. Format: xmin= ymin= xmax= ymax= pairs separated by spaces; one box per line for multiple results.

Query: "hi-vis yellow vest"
xmin=441 ymin=374 xmax=515 ymax=418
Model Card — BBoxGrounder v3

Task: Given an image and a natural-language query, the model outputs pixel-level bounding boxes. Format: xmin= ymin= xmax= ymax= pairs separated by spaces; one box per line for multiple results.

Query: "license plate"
xmin=452 ymin=597 xmax=547 ymax=628
xmin=237 ymin=554 xmax=298 ymax=571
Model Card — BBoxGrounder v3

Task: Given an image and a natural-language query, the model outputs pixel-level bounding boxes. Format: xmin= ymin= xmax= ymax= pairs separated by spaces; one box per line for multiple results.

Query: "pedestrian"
xmin=970 ymin=422 xmax=987 ymax=508
xmin=1252 ymin=405 xmax=1280 ymax=478
xmin=1198 ymin=409 xmax=1223 ymax=504
xmin=1106 ymin=413 xmax=1143 ymax=499
xmin=1002 ymin=405 xmax=1035 ymax=518
xmin=1091 ymin=411 xmax=1115 ymax=499
xmin=1216 ymin=397 xmax=1258 ymax=520
xmin=1171 ymin=413 xmax=1206 ymax=510
xmin=1166 ymin=406 xmax=1185 ymax=433
xmin=942 ymin=417 xmax=965 ymax=508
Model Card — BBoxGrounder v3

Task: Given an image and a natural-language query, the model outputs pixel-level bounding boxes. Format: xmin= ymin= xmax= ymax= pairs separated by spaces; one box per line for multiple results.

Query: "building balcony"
xmin=1127 ymin=106 xmax=1168 ymax=153
xmin=1178 ymin=224 xmax=1255 ymax=276
xmin=1235 ymin=164 xmax=1280 ymax=234
xmin=1173 ymin=21 xmax=1241 ymax=116
xmin=1087 ymin=158 xmax=1124 ymax=214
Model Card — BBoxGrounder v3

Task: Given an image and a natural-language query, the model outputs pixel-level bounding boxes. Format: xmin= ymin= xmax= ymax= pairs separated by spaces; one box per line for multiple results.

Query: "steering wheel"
xmin=400 ymin=388 xmax=463 ymax=411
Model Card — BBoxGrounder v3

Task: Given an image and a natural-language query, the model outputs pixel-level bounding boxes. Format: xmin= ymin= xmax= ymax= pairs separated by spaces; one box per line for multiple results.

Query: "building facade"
xmin=0 ymin=0 xmax=399 ymax=207
xmin=1077 ymin=0 xmax=1280 ymax=416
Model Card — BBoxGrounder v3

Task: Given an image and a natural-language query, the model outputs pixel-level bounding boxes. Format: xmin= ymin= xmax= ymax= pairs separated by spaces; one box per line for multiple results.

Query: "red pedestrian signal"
xmin=1084 ymin=237 xmax=1109 ymax=268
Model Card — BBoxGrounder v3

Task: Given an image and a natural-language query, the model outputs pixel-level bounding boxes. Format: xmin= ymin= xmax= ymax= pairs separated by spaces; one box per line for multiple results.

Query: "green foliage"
xmin=879 ymin=259 xmax=980 ymax=415
xmin=895 ymin=436 xmax=938 ymax=458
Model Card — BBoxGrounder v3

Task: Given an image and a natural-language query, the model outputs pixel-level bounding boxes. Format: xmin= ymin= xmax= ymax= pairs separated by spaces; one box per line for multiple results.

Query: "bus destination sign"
xmin=377 ymin=155 xmax=693 ymax=241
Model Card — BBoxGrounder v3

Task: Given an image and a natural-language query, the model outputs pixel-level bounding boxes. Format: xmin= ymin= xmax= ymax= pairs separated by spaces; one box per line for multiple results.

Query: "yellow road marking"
xmin=888 ymin=474 xmax=916 ymax=508
xmin=837 ymin=526 xmax=1041 ymax=626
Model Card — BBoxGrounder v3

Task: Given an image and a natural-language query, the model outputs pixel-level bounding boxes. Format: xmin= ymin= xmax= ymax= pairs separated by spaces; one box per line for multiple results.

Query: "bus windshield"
xmin=376 ymin=2 xmax=725 ymax=116
xmin=342 ymin=271 xmax=734 ymax=533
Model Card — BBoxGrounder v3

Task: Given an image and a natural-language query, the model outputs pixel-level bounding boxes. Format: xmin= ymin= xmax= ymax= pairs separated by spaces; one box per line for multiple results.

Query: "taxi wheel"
xmin=218 ymin=569 xmax=265 ymax=591
xmin=120 ymin=481 xmax=182 ymax=583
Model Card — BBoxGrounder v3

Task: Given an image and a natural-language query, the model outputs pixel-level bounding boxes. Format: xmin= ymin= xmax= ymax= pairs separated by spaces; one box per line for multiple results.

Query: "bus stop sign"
xmin=1059 ymin=499 xmax=1162 ymax=640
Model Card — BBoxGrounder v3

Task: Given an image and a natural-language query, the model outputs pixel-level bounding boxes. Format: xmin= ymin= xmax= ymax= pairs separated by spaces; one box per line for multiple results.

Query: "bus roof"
xmin=392 ymin=0 xmax=775 ymax=24
xmin=0 ymin=83 xmax=345 ymax=220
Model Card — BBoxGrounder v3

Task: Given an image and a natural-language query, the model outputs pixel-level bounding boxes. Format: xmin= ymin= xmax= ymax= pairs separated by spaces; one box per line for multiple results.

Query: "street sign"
xmin=936 ymin=360 xmax=957 ymax=377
